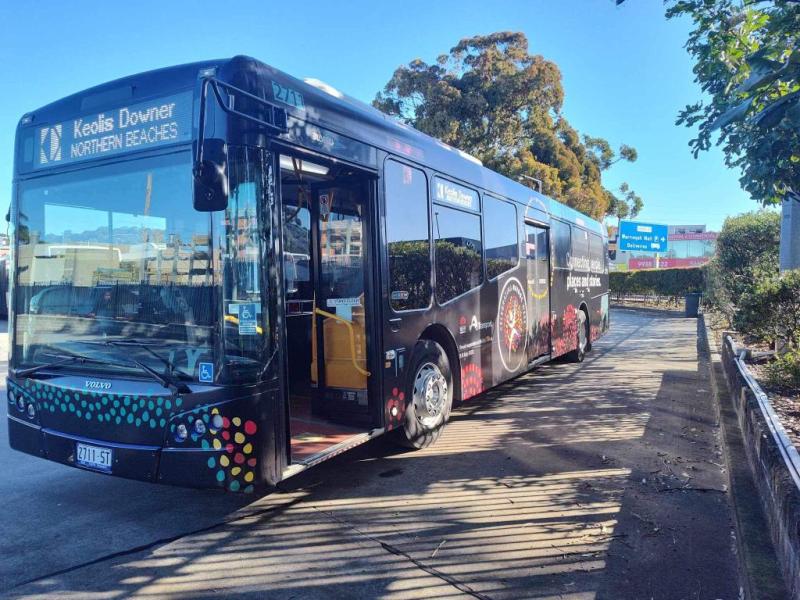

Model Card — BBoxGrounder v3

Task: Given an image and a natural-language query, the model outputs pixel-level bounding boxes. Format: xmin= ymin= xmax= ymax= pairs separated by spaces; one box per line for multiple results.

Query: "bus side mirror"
xmin=193 ymin=138 xmax=229 ymax=212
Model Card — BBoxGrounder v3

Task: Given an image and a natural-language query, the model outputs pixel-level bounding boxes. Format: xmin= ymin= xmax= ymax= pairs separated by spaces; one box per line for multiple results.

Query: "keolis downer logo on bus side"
xmin=34 ymin=91 xmax=192 ymax=169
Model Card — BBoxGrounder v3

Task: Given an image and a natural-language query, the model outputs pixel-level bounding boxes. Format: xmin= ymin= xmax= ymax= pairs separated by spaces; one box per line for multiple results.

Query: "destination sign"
xmin=34 ymin=91 xmax=193 ymax=169
xmin=618 ymin=220 xmax=669 ymax=253
xmin=433 ymin=177 xmax=479 ymax=211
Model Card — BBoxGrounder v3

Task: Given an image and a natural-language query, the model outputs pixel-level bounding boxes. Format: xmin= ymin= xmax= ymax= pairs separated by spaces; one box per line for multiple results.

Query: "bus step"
xmin=283 ymin=428 xmax=384 ymax=478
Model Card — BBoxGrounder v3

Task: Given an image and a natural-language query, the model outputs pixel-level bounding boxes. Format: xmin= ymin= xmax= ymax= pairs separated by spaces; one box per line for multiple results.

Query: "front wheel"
xmin=396 ymin=340 xmax=453 ymax=449
xmin=567 ymin=309 xmax=589 ymax=363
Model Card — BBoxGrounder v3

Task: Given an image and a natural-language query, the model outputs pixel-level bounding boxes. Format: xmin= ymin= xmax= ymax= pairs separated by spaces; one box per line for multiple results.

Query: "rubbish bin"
xmin=685 ymin=292 xmax=701 ymax=318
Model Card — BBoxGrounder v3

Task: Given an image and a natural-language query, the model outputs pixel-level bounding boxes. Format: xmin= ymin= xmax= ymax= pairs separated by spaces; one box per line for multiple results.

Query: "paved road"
xmin=1 ymin=309 xmax=742 ymax=599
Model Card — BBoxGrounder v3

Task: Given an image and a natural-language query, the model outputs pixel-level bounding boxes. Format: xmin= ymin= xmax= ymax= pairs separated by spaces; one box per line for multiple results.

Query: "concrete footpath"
xmin=1 ymin=309 xmax=746 ymax=599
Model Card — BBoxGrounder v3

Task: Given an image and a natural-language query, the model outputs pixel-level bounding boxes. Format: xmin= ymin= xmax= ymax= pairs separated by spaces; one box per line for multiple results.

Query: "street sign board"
xmin=618 ymin=220 xmax=669 ymax=253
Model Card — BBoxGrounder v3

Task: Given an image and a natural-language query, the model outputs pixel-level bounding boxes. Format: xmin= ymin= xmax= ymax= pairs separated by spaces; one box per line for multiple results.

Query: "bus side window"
xmin=589 ymin=233 xmax=605 ymax=274
xmin=484 ymin=195 xmax=518 ymax=279
xmin=553 ymin=220 xmax=571 ymax=269
xmin=385 ymin=160 xmax=431 ymax=311
xmin=571 ymin=227 xmax=590 ymax=271
xmin=433 ymin=204 xmax=483 ymax=303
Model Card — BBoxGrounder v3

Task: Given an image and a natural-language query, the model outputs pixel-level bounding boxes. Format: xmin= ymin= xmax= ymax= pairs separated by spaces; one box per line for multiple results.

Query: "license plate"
xmin=76 ymin=443 xmax=113 ymax=472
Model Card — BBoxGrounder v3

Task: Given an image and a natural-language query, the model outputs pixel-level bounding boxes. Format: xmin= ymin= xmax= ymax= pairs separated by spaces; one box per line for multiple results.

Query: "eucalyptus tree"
xmin=374 ymin=31 xmax=640 ymax=220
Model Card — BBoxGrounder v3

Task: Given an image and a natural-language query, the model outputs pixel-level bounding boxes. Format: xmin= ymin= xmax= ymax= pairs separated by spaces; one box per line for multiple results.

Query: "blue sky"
xmin=0 ymin=0 xmax=756 ymax=230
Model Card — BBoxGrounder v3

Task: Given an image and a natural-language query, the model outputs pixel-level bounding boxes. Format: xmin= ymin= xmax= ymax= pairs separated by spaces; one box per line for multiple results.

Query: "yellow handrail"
xmin=314 ymin=307 xmax=371 ymax=377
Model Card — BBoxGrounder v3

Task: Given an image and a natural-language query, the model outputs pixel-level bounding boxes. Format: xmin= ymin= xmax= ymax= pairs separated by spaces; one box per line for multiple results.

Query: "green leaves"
xmin=373 ymin=32 xmax=639 ymax=219
xmin=667 ymin=0 xmax=800 ymax=205
xmin=702 ymin=210 xmax=782 ymax=326
xmin=607 ymin=182 xmax=643 ymax=221
xmin=610 ymin=268 xmax=705 ymax=300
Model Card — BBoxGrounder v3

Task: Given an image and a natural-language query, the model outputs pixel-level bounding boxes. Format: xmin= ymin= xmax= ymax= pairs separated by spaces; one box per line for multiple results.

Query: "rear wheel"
xmin=568 ymin=309 xmax=589 ymax=363
xmin=396 ymin=340 xmax=453 ymax=449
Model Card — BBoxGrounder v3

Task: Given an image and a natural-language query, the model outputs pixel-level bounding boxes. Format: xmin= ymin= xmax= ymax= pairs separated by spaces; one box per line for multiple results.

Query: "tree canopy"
xmin=661 ymin=0 xmax=800 ymax=205
xmin=373 ymin=32 xmax=640 ymax=220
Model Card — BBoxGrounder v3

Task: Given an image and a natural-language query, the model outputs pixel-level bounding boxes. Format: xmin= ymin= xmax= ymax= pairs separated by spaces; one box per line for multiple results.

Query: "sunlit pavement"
xmin=0 ymin=308 xmax=741 ymax=599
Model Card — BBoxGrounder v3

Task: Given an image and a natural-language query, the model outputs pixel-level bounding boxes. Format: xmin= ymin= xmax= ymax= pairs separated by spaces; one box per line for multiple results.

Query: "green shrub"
xmin=702 ymin=258 xmax=731 ymax=316
xmin=734 ymin=269 xmax=800 ymax=349
xmin=610 ymin=267 xmax=704 ymax=300
xmin=764 ymin=350 xmax=800 ymax=391
xmin=705 ymin=211 xmax=797 ymax=390
xmin=707 ymin=210 xmax=780 ymax=321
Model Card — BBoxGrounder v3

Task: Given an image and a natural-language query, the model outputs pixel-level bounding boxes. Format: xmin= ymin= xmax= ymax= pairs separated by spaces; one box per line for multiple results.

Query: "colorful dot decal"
xmin=16 ymin=380 xmax=173 ymax=432
xmin=11 ymin=380 xmax=259 ymax=494
xmin=386 ymin=387 xmax=406 ymax=428
xmin=202 ymin=408 xmax=258 ymax=493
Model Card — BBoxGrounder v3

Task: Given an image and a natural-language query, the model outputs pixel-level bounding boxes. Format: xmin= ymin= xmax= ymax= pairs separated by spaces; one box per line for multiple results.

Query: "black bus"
xmin=8 ymin=56 xmax=609 ymax=492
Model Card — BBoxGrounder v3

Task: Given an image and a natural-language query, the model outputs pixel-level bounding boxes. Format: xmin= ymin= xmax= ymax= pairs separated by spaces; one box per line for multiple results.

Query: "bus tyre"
xmin=397 ymin=340 xmax=453 ymax=449
xmin=568 ymin=309 xmax=589 ymax=363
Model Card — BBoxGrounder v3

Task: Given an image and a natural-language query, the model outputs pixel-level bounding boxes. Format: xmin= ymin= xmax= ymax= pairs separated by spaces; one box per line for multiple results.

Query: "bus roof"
xmin=18 ymin=55 xmax=604 ymax=235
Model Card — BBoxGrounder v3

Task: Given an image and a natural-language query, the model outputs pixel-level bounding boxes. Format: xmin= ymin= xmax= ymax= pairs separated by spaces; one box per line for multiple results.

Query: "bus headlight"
xmin=16 ymin=395 xmax=25 ymax=413
xmin=26 ymin=403 xmax=36 ymax=419
xmin=8 ymin=390 xmax=15 ymax=407
xmin=194 ymin=419 xmax=206 ymax=435
xmin=175 ymin=423 xmax=188 ymax=443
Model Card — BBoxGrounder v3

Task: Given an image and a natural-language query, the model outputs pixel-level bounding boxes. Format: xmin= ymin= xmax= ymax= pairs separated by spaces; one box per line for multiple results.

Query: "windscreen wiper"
xmin=14 ymin=352 xmax=109 ymax=378
xmin=106 ymin=339 xmax=193 ymax=394
xmin=81 ymin=340 xmax=192 ymax=394
xmin=121 ymin=353 xmax=192 ymax=395
xmin=102 ymin=339 xmax=178 ymax=375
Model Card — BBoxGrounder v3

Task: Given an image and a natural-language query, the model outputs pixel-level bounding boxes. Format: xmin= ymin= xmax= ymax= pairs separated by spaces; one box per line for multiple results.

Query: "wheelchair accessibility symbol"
xmin=199 ymin=362 xmax=214 ymax=383
xmin=236 ymin=302 xmax=258 ymax=335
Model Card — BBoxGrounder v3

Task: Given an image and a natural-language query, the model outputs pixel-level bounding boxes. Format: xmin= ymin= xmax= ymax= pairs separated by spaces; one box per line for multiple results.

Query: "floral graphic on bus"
xmin=497 ymin=277 xmax=528 ymax=372
xmin=529 ymin=314 xmax=551 ymax=359
xmin=460 ymin=362 xmax=484 ymax=400
xmin=552 ymin=304 xmax=579 ymax=356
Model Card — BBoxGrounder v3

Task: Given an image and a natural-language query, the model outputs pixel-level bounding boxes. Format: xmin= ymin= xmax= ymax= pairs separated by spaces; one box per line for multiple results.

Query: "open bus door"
xmin=525 ymin=221 xmax=551 ymax=361
xmin=279 ymin=153 xmax=381 ymax=467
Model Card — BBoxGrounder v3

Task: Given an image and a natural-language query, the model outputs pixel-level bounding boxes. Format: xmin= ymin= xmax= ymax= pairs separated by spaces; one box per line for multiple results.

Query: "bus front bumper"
xmin=8 ymin=415 xmax=231 ymax=489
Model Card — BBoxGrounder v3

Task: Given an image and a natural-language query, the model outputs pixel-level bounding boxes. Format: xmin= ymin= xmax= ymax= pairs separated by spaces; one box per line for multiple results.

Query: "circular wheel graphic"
xmin=497 ymin=277 xmax=528 ymax=372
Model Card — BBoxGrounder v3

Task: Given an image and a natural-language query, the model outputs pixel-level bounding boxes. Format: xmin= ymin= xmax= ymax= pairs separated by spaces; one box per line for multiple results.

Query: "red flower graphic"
xmin=461 ymin=363 xmax=484 ymax=400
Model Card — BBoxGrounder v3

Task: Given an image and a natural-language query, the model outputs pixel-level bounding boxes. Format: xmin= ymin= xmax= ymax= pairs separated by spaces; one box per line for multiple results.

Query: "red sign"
xmin=628 ymin=257 xmax=711 ymax=270
xmin=668 ymin=232 xmax=718 ymax=241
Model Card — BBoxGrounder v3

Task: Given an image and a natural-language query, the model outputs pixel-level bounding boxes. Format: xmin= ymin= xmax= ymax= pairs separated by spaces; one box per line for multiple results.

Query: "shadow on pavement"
xmin=5 ymin=309 xmax=741 ymax=599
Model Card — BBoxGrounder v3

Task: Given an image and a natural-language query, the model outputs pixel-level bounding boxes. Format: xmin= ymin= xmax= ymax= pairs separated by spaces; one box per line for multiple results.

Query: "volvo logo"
xmin=85 ymin=380 xmax=112 ymax=390
xmin=39 ymin=124 xmax=63 ymax=164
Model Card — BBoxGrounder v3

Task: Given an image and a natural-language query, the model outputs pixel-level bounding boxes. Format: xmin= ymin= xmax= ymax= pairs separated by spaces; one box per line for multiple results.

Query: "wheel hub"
xmin=414 ymin=363 xmax=447 ymax=421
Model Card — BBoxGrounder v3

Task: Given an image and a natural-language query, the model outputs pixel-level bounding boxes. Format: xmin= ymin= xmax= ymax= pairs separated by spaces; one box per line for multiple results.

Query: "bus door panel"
xmin=310 ymin=179 xmax=372 ymax=422
xmin=525 ymin=222 xmax=551 ymax=361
